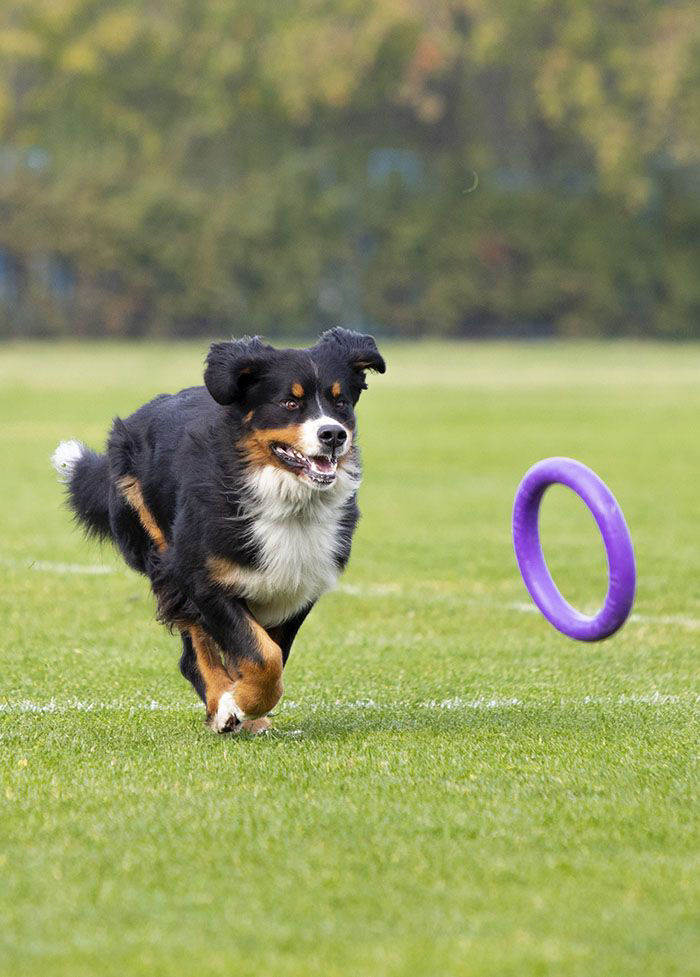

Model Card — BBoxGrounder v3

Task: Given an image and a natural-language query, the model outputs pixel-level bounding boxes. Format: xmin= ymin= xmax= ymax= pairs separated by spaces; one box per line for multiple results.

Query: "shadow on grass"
xmin=222 ymin=701 xmax=670 ymax=747
xmin=2 ymin=699 xmax=684 ymax=761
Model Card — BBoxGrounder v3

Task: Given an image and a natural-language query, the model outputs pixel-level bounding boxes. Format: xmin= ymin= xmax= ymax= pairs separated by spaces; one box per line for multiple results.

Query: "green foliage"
xmin=364 ymin=188 xmax=700 ymax=338
xmin=0 ymin=0 xmax=698 ymax=337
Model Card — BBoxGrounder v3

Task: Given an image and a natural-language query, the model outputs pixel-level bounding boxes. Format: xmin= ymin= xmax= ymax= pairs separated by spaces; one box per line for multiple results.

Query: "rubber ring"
xmin=512 ymin=457 xmax=636 ymax=641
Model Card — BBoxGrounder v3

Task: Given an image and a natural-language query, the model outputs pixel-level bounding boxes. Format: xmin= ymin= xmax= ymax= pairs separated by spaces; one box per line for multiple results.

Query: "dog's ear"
xmin=204 ymin=337 xmax=272 ymax=406
xmin=316 ymin=327 xmax=386 ymax=392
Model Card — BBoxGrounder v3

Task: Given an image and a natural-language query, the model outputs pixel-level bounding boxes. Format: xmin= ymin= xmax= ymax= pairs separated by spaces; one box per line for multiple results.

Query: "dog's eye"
xmin=282 ymin=399 xmax=300 ymax=411
xmin=336 ymin=398 xmax=349 ymax=409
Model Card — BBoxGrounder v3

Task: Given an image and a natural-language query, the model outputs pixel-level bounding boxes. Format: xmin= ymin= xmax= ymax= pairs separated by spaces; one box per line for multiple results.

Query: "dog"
xmin=52 ymin=328 xmax=385 ymax=733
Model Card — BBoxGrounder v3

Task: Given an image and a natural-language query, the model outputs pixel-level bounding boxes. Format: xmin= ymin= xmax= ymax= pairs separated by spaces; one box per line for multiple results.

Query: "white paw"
xmin=208 ymin=690 xmax=245 ymax=734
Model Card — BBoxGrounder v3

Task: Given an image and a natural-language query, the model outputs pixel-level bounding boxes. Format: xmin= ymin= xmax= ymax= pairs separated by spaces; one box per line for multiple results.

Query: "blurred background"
xmin=0 ymin=0 xmax=698 ymax=342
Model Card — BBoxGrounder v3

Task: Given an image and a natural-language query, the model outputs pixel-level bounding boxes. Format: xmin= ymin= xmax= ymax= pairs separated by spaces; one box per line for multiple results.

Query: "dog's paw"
xmin=239 ymin=716 xmax=271 ymax=735
xmin=207 ymin=690 xmax=243 ymax=734
xmin=206 ymin=690 xmax=272 ymax=735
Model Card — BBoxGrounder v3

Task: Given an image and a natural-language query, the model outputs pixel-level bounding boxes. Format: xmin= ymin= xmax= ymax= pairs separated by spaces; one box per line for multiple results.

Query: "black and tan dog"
xmin=52 ymin=328 xmax=385 ymax=733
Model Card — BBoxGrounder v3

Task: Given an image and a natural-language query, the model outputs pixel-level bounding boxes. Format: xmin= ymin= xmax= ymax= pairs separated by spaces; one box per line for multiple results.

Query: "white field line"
xmin=0 ymin=698 xmax=182 ymax=714
xmin=500 ymin=599 xmax=700 ymax=630
xmin=4 ymin=557 xmax=700 ymax=629
xmin=1 ymin=692 xmax=698 ymax=716
xmin=0 ymin=556 xmax=119 ymax=575
xmin=337 ymin=586 xmax=700 ymax=631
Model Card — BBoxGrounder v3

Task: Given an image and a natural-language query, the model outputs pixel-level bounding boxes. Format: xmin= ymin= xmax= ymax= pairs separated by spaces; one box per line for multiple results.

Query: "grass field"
xmin=1 ymin=340 xmax=699 ymax=977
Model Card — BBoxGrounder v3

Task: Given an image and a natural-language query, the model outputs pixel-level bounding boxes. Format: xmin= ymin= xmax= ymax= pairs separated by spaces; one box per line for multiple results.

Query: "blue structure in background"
xmin=0 ymin=250 xmax=24 ymax=306
xmin=0 ymin=249 xmax=75 ymax=326
xmin=367 ymin=149 xmax=423 ymax=189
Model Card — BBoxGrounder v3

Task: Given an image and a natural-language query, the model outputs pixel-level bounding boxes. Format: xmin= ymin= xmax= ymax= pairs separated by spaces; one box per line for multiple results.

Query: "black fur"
xmin=67 ymin=448 xmax=112 ymax=541
xmin=59 ymin=329 xmax=385 ymax=718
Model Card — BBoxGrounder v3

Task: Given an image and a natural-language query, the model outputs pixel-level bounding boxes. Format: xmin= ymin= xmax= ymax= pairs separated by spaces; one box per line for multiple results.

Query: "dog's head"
xmin=204 ymin=328 xmax=385 ymax=491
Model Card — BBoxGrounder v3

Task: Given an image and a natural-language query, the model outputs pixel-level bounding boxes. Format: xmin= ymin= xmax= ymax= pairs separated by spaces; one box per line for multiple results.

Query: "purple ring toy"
xmin=512 ymin=457 xmax=636 ymax=641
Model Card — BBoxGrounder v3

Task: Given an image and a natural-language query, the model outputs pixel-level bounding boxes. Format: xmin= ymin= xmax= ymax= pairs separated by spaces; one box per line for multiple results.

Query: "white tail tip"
xmin=52 ymin=440 xmax=85 ymax=482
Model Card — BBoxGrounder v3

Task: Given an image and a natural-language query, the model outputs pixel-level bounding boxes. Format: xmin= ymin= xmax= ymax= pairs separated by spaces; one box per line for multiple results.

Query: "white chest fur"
xmin=213 ymin=464 xmax=360 ymax=628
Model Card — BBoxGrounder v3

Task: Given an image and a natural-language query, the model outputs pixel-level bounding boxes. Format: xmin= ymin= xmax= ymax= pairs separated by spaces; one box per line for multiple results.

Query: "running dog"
xmin=52 ymin=328 xmax=385 ymax=733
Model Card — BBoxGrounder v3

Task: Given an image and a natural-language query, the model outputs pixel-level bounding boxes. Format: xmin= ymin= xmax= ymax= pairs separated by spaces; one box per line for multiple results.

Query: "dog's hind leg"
xmin=110 ymin=473 xmax=212 ymax=717
xmin=179 ymin=632 xmax=206 ymax=704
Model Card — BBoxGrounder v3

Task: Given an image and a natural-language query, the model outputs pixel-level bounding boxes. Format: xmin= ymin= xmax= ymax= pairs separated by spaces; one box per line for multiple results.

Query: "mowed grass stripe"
xmin=2 ymin=693 xmax=698 ymax=716
xmin=4 ymin=557 xmax=700 ymax=631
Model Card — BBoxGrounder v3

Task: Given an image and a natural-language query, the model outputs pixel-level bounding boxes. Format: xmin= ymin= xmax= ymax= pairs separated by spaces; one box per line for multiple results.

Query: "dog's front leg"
xmin=266 ymin=605 xmax=314 ymax=666
xmin=185 ymin=590 xmax=284 ymax=734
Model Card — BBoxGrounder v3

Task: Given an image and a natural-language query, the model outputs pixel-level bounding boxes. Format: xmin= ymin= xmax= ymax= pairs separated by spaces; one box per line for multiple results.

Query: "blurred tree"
xmin=0 ymin=0 xmax=698 ymax=337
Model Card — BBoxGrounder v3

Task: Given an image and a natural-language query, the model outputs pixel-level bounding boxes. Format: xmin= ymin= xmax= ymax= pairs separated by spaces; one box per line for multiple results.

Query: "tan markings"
xmin=187 ymin=614 xmax=283 ymax=723
xmin=291 ymin=382 xmax=304 ymax=398
xmin=116 ymin=476 xmax=282 ymax=727
xmin=234 ymin=615 xmax=283 ymax=718
xmin=207 ymin=555 xmax=243 ymax=590
xmin=187 ymin=624 xmax=236 ymax=722
xmin=244 ymin=410 xmax=254 ymax=424
xmin=117 ymin=476 xmax=167 ymax=552
xmin=207 ymin=557 xmax=283 ymax=714
xmin=331 ymin=381 xmax=342 ymax=398
xmin=240 ymin=424 xmax=303 ymax=470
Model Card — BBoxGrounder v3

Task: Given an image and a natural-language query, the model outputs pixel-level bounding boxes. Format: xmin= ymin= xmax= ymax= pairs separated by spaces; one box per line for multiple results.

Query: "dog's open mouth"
xmin=271 ymin=444 xmax=337 ymax=485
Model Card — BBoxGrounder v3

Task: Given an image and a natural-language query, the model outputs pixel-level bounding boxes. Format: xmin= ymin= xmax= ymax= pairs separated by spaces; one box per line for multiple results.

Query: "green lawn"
xmin=1 ymin=340 xmax=699 ymax=977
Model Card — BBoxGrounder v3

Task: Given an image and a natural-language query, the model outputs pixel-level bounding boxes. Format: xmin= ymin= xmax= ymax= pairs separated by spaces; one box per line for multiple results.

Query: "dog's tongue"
xmin=310 ymin=455 xmax=335 ymax=474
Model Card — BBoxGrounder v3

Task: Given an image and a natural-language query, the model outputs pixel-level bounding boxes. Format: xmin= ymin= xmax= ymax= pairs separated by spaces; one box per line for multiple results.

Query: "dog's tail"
xmin=51 ymin=440 xmax=112 ymax=542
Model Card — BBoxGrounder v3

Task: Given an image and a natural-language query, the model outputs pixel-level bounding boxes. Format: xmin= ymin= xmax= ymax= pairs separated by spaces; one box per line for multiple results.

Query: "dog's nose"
xmin=318 ymin=424 xmax=347 ymax=450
